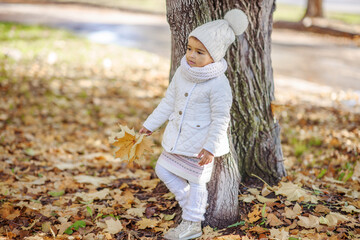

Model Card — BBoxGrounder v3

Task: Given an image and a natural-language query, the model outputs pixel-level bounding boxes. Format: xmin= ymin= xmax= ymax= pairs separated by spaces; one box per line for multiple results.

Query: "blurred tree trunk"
xmin=166 ymin=0 xmax=286 ymax=228
xmin=304 ymin=0 xmax=324 ymax=19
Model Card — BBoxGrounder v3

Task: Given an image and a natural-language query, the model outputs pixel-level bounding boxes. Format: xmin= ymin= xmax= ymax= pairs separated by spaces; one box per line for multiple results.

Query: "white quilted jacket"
xmin=143 ymin=56 xmax=232 ymax=157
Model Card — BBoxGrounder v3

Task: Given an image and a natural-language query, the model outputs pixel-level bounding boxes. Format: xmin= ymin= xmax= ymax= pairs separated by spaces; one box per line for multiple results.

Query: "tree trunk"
xmin=304 ymin=0 xmax=324 ymax=18
xmin=166 ymin=0 xmax=286 ymax=228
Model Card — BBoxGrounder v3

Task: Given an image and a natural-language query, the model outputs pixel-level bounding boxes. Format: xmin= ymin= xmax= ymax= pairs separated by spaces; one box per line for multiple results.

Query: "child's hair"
xmin=189 ymin=9 xmax=248 ymax=62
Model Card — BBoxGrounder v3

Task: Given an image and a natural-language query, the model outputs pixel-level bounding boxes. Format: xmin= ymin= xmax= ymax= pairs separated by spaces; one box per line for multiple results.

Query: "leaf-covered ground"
xmin=0 ymin=23 xmax=360 ymax=240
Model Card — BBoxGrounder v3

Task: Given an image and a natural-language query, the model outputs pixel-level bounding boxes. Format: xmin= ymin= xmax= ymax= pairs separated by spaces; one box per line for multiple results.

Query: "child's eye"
xmin=187 ymin=47 xmax=191 ymax=51
xmin=197 ymin=51 xmax=203 ymax=55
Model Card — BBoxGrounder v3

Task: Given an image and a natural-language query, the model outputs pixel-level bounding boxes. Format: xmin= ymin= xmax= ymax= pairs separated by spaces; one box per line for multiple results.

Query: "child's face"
xmin=186 ymin=37 xmax=214 ymax=67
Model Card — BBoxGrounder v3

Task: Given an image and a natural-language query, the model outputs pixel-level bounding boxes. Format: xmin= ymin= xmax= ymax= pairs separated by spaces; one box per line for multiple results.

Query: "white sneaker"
xmin=164 ymin=220 xmax=202 ymax=240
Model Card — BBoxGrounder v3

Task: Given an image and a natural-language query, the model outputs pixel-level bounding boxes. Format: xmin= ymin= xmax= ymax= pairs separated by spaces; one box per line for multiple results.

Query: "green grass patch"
xmin=274 ymin=4 xmax=306 ymax=22
xmin=327 ymin=11 xmax=360 ymax=25
xmin=274 ymin=3 xmax=360 ymax=25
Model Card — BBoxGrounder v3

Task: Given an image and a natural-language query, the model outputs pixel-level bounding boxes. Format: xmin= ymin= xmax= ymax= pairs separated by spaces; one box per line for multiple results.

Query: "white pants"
xmin=155 ymin=163 xmax=208 ymax=222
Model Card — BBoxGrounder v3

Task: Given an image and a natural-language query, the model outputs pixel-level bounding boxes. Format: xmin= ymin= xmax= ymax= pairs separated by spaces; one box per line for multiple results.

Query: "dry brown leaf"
xmin=104 ymin=218 xmax=123 ymax=234
xmin=136 ymin=218 xmax=160 ymax=229
xmin=314 ymin=204 xmax=331 ymax=214
xmin=325 ymin=212 xmax=349 ymax=227
xmin=352 ymin=161 xmax=360 ymax=181
xmin=256 ymin=195 xmax=277 ymax=204
xmin=269 ymin=228 xmax=289 ymax=240
xmin=249 ymin=226 xmax=268 ymax=234
xmin=200 ymin=226 xmax=221 ymax=239
xmin=248 ymin=205 xmax=262 ymax=223
xmin=284 ymin=203 xmax=302 ymax=219
xmin=341 ymin=205 xmax=360 ymax=213
xmin=262 ymin=185 xmax=272 ymax=197
xmin=298 ymin=215 xmax=319 ymax=229
xmin=116 ymin=189 xmax=135 ymax=208
xmin=266 ymin=213 xmax=284 ymax=227
xmin=74 ymin=188 xmax=110 ymax=202
xmin=274 ymin=181 xmax=318 ymax=203
xmin=74 ymin=175 xmax=113 ymax=187
xmin=126 ymin=207 xmax=146 ymax=218
xmin=215 ymin=235 xmax=242 ymax=239
xmin=135 ymin=179 xmax=160 ymax=190
xmin=56 ymin=221 xmax=73 ymax=235
xmin=239 ymin=194 xmax=256 ymax=203
xmin=0 ymin=203 xmax=20 ymax=220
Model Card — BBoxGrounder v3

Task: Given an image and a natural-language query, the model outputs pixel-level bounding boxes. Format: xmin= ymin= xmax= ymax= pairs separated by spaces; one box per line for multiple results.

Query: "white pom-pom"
xmin=224 ymin=9 xmax=249 ymax=36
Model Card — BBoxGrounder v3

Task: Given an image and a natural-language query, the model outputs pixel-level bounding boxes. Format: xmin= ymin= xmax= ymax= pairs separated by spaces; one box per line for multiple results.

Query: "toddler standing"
xmin=140 ymin=9 xmax=248 ymax=240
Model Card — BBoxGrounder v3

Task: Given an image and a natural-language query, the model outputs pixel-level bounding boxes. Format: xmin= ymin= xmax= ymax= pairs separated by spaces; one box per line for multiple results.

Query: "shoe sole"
xmin=179 ymin=232 xmax=202 ymax=240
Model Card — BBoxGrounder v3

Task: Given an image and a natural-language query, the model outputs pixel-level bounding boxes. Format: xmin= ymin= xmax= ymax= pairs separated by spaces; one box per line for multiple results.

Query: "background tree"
xmin=166 ymin=0 xmax=286 ymax=228
xmin=303 ymin=0 xmax=324 ymax=19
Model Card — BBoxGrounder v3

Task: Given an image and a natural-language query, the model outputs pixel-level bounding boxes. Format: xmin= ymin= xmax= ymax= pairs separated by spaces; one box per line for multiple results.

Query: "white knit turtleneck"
xmin=180 ymin=56 xmax=228 ymax=83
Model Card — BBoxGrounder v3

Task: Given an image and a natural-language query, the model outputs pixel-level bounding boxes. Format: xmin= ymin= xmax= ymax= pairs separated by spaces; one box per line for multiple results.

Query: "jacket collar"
xmin=180 ymin=56 xmax=228 ymax=83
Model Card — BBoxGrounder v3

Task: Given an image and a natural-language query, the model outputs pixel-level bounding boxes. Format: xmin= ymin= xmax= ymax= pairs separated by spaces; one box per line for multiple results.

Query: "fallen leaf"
xmin=298 ymin=215 xmax=319 ymax=229
xmin=126 ymin=207 xmax=146 ymax=218
xmin=56 ymin=221 xmax=73 ymax=235
xmin=274 ymin=181 xmax=318 ymax=203
xmin=352 ymin=161 xmax=360 ymax=181
xmin=200 ymin=226 xmax=221 ymax=239
xmin=249 ymin=226 xmax=268 ymax=234
xmin=256 ymin=195 xmax=277 ymax=204
xmin=266 ymin=213 xmax=284 ymax=227
xmin=269 ymin=228 xmax=289 ymax=240
xmin=74 ymin=175 xmax=113 ymax=187
xmin=341 ymin=205 xmax=360 ymax=213
xmin=136 ymin=218 xmax=160 ymax=229
xmin=215 ymin=235 xmax=242 ymax=239
xmin=74 ymin=188 xmax=110 ymax=202
xmin=325 ymin=212 xmax=349 ymax=227
xmin=104 ymin=218 xmax=123 ymax=234
xmin=314 ymin=204 xmax=331 ymax=214
xmin=0 ymin=203 xmax=20 ymax=220
xmin=248 ymin=205 xmax=262 ymax=223
xmin=284 ymin=203 xmax=302 ymax=219
xmin=239 ymin=195 xmax=256 ymax=203
xmin=135 ymin=179 xmax=160 ymax=190
xmin=262 ymin=185 xmax=272 ymax=197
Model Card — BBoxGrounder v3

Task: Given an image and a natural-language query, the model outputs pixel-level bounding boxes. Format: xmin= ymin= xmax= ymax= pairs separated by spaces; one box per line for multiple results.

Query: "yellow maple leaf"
xmin=109 ymin=125 xmax=153 ymax=165
xmin=248 ymin=205 xmax=262 ymax=223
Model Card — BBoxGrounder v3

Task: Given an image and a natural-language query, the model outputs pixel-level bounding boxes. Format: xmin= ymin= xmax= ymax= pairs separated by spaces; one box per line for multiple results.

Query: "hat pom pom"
xmin=224 ymin=9 xmax=248 ymax=36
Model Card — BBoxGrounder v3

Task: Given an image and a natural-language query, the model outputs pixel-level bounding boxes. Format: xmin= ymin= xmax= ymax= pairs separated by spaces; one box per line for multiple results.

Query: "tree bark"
xmin=304 ymin=0 xmax=324 ymax=19
xmin=166 ymin=0 xmax=286 ymax=228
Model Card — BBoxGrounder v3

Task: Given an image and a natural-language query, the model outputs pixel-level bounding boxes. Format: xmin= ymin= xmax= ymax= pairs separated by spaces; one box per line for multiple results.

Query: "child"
xmin=140 ymin=9 xmax=248 ymax=240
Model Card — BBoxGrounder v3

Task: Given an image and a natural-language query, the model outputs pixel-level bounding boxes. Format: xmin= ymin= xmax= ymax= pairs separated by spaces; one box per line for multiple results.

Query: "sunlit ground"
xmin=0 ymin=22 xmax=359 ymax=239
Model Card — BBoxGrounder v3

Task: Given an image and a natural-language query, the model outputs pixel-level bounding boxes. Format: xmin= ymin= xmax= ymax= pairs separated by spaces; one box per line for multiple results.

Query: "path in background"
xmin=1 ymin=2 xmax=359 ymax=93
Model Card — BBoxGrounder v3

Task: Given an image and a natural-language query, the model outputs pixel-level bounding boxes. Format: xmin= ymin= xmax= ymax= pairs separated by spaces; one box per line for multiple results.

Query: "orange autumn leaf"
xmin=248 ymin=205 xmax=262 ymax=223
xmin=109 ymin=125 xmax=153 ymax=165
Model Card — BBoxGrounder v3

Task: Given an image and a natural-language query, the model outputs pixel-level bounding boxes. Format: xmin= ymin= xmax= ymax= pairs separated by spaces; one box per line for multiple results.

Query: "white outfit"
xmin=144 ymin=55 xmax=232 ymax=222
xmin=143 ymin=56 xmax=232 ymax=157
xmin=157 ymin=151 xmax=213 ymax=184
xmin=155 ymin=164 xmax=208 ymax=222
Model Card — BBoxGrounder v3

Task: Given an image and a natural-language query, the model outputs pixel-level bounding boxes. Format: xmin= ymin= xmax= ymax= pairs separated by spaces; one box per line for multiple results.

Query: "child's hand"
xmin=139 ymin=127 xmax=152 ymax=136
xmin=197 ymin=149 xmax=214 ymax=166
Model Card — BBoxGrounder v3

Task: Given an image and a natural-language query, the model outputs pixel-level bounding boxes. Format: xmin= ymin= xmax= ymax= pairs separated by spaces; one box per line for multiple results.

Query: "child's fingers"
xmin=199 ymin=157 xmax=212 ymax=166
xmin=197 ymin=149 xmax=205 ymax=158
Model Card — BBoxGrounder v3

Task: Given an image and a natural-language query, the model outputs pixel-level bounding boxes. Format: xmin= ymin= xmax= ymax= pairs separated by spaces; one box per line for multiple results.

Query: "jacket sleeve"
xmin=203 ymin=77 xmax=232 ymax=155
xmin=142 ymin=70 xmax=178 ymax=132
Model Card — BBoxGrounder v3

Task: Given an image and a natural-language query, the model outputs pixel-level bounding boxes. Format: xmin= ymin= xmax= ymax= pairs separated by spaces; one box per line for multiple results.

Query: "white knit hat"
xmin=189 ymin=9 xmax=248 ymax=62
